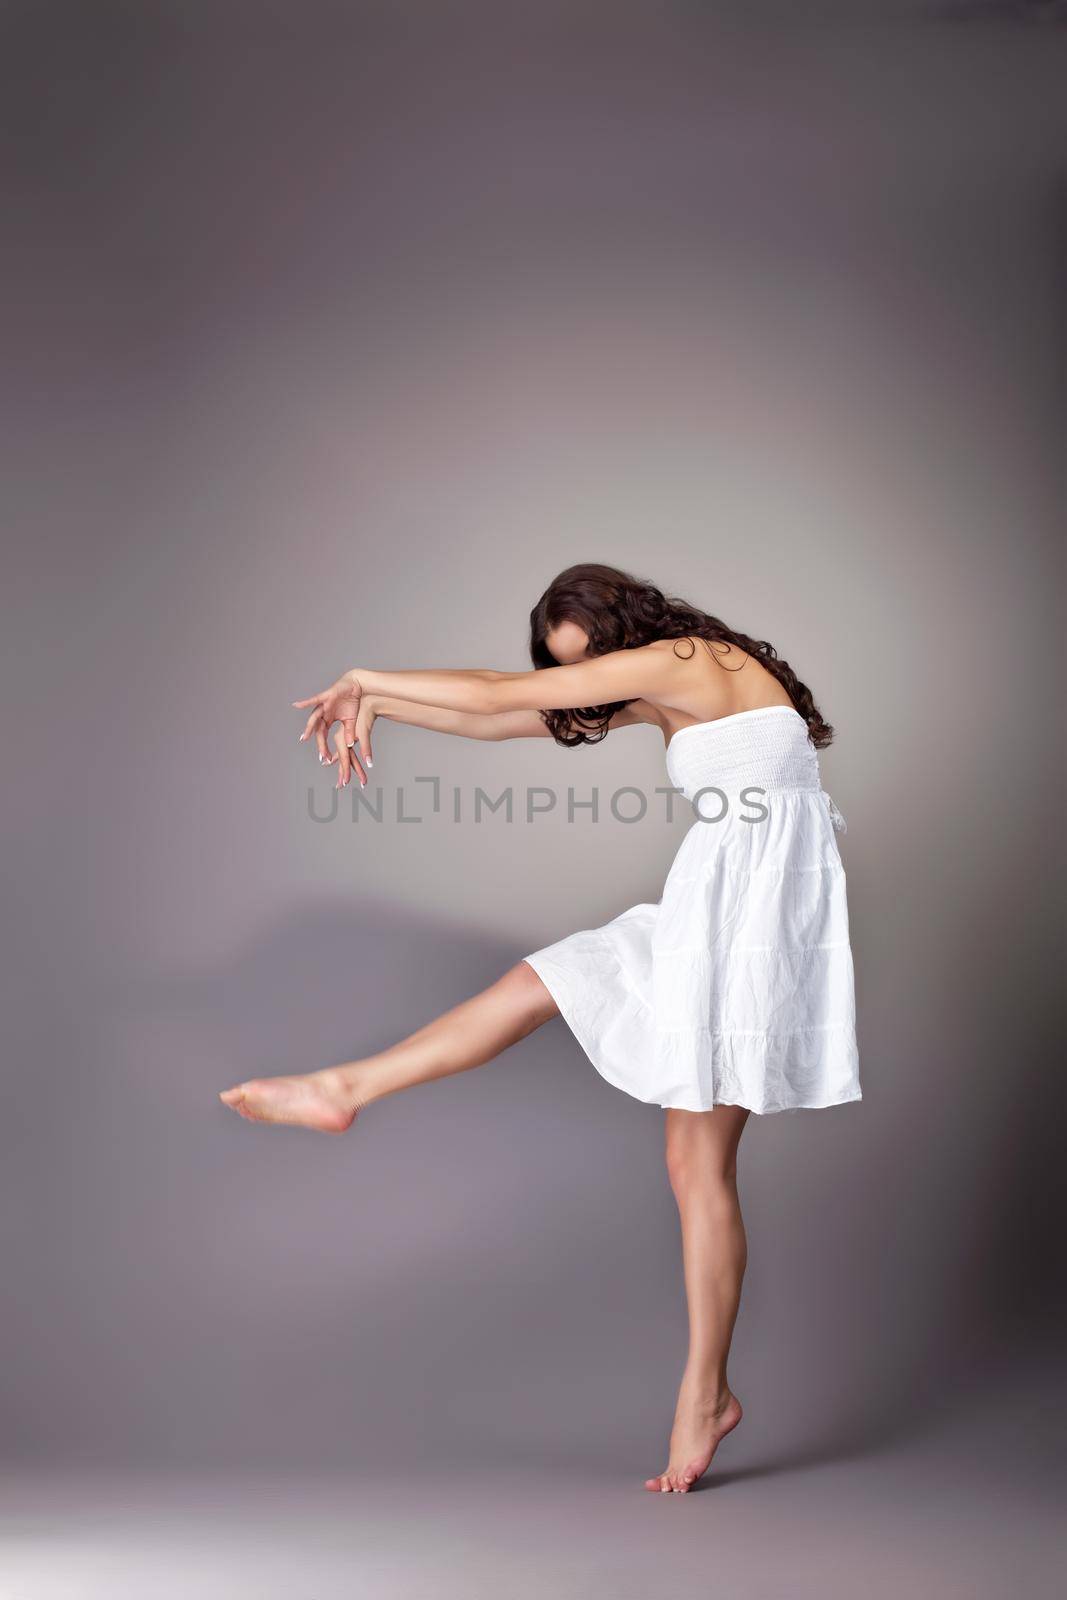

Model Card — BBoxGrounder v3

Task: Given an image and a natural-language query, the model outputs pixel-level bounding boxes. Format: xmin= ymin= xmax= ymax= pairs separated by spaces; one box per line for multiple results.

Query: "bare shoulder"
xmin=649 ymin=633 xmax=749 ymax=666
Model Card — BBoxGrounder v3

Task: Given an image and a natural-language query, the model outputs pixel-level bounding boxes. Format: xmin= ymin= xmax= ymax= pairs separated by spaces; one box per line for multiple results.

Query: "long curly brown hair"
xmin=529 ymin=562 xmax=834 ymax=749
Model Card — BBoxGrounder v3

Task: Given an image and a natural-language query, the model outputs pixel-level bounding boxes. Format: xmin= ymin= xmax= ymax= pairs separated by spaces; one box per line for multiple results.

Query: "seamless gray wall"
xmin=2 ymin=1 xmax=1063 ymax=1471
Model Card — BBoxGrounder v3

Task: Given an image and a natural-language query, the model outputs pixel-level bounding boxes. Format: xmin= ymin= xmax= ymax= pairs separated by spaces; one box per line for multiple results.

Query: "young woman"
xmin=219 ymin=562 xmax=861 ymax=1494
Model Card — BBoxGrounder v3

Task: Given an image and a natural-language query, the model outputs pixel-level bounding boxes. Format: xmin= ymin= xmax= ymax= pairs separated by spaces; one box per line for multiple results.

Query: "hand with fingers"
xmin=293 ymin=673 xmax=375 ymax=789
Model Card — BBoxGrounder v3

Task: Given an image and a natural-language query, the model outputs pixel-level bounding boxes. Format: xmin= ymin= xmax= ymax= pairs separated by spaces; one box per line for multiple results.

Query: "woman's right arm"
xmin=330 ymin=697 xmax=651 ymax=777
xmin=366 ymin=696 xmax=553 ymax=745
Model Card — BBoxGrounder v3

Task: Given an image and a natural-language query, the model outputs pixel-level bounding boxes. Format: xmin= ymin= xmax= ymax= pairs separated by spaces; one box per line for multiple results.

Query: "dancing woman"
xmin=219 ymin=562 xmax=861 ymax=1493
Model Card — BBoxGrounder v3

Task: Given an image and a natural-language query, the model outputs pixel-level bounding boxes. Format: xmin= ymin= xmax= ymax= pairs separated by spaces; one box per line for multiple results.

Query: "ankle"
xmin=317 ymin=1062 xmax=377 ymax=1110
xmin=680 ymin=1371 xmax=734 ymax=1413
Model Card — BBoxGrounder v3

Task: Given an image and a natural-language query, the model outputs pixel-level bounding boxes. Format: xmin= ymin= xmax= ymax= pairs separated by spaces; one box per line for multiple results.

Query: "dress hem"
xmin=523 ymin=952 xmax=862 ymax=1117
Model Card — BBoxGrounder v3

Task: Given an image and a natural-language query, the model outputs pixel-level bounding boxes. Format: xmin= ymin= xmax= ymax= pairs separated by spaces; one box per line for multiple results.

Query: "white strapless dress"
xmin=523 ymin=705 xmax=861 ymax=1114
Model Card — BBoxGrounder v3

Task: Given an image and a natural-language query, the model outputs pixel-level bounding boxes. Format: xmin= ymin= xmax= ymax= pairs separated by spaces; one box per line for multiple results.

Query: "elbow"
xmin=481 ymin=680 xmax=508 ymax=715
xmin=478 ymin=675 xmax=539 ymax=716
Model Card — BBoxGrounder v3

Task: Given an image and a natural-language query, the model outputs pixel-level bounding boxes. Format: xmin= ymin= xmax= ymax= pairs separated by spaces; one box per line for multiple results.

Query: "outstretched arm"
xmin=315 ymin=694 xmax=651 ymax=783
xmin=297 ymin=656 xmax=665 ymax=781
xmin=365 ymin=695 xmax=650 ymax=743
xmin=348 ymin=646 xmax=678 ymax=716
xmin=363 ymin=696 xmax=553 ymax=747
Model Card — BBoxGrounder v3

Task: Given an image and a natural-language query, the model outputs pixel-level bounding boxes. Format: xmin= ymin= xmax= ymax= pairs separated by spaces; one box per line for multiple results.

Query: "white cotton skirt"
xmin=523 ymin=706 xmax=862 ymax=1115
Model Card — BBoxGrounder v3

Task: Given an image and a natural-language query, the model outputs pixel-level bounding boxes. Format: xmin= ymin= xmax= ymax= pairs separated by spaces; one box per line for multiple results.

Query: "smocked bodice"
xmin=664 ymin=706 xmax=846 ymax=831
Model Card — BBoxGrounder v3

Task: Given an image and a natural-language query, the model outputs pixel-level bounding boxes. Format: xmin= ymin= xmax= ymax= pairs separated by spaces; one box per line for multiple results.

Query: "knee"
xmin=665 ymin=1127 xmax=738 ymax=1198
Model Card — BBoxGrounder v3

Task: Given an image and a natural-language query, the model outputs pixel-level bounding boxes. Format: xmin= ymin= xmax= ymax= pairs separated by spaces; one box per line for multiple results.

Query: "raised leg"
xmin=645 ymin=1103 xmax=750 ymax=1493
xmin=219 ymin=960 xmax=558 ymax=1130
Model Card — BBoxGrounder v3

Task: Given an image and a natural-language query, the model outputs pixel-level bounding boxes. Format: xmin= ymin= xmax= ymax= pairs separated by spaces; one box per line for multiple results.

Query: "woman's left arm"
xmin=357 ymin=650 xmax=678 ymax=714
xmin=295 ymin=647 xmax=684 ymax=781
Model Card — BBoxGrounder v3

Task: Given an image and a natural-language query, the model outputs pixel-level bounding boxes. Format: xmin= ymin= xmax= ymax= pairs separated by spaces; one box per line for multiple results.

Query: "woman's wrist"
xmin=348 ymin=667 xmax=379 ymax=698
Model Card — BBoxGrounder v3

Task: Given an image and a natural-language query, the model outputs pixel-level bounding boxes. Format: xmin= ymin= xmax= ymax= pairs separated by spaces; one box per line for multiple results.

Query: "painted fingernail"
xmin=366 ymin=757 xmax=373 ymax=768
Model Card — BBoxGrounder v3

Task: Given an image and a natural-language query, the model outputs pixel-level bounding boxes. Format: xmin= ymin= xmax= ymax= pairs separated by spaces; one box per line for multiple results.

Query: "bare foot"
xmin=218 ymin=1067 xmax=359 ymax=1133
xmin=643 ymin=1383 xmax=743 ymax=1494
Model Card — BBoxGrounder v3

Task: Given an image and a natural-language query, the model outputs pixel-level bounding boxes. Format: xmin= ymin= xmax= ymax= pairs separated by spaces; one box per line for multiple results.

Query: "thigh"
xmin=430 ymin=960 xmax=558 ymax=1057
xmin=501 ymin=958 xmax=561 ymax=1028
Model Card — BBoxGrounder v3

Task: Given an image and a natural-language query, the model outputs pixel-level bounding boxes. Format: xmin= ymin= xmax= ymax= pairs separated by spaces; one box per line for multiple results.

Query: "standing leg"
xmin=645 ymin=1103 xmax=750 ymax=1493
xmin=219 ymin=960 xmax=558 ymax=1130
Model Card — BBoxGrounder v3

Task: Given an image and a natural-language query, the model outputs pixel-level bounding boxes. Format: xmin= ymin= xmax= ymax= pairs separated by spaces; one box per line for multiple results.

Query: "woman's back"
xmin=638 ymin=636 xmax=798 ymax=748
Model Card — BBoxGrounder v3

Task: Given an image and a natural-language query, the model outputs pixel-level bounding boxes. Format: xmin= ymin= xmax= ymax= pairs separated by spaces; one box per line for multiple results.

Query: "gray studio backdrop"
xmin=3 ymin=2 xmax=1062 ymax=1475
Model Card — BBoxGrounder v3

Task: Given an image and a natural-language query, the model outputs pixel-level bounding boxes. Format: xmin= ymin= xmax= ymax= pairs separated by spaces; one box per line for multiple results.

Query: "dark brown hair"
xmin=529 ymin=562 xmax=834 ymax=749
